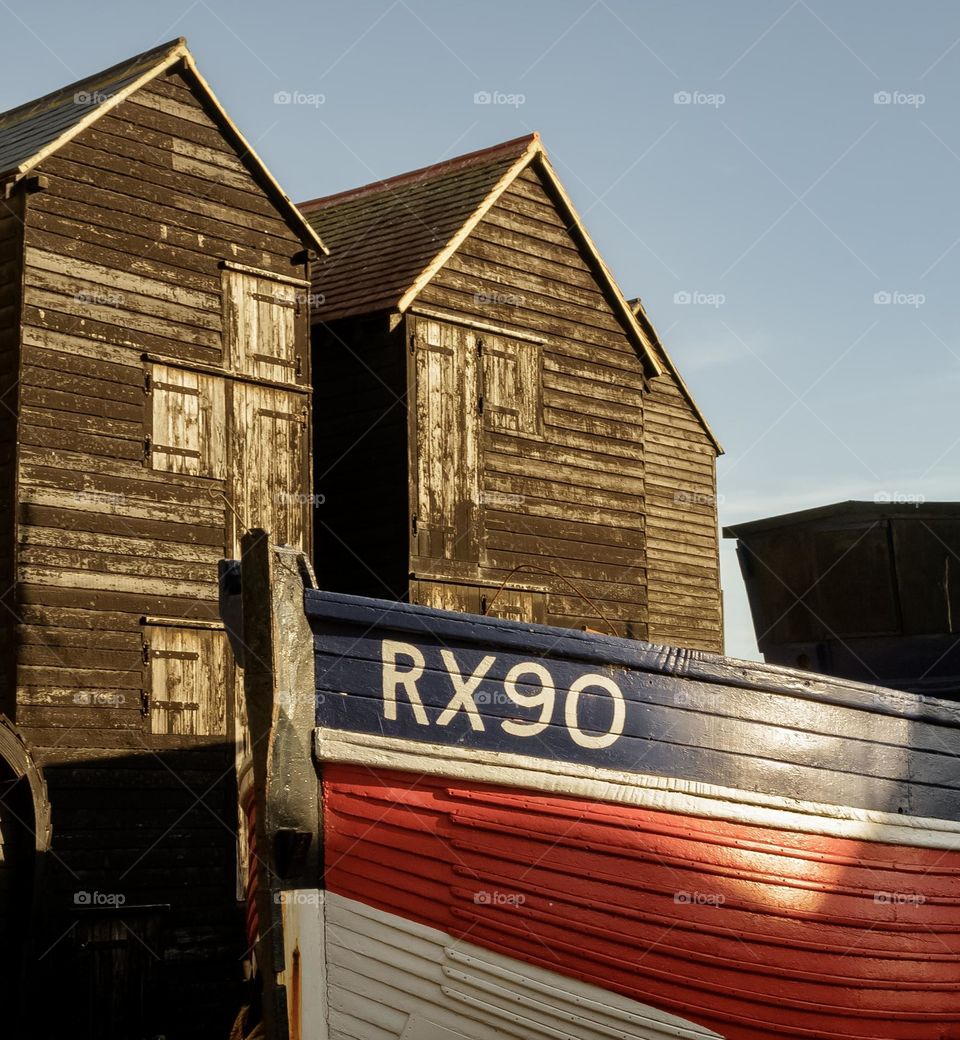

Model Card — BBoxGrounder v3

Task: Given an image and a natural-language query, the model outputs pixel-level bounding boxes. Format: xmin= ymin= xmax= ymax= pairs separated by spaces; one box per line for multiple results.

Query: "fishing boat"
xmin=225 ymin=535 xmax=960 ymax=1040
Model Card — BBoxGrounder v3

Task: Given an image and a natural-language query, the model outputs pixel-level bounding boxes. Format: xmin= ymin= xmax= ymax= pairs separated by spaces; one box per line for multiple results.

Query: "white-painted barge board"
xmin=322 ymin=892 xmax=723 ymax=1040
xmin=314 ymin=728 xmax=960 ymax=851
xmin=280 ymin=889 xmax=328 ymax=1040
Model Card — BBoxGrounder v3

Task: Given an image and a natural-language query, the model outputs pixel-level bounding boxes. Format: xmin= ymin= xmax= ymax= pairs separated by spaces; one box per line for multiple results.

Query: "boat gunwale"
xmin=304 ymin=588 xmax=960 ymax=729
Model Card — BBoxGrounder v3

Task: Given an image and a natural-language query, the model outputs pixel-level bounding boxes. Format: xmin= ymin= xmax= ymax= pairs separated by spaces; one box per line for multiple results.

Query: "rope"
xmin=483 ymin=563 xmax=617 ymax=636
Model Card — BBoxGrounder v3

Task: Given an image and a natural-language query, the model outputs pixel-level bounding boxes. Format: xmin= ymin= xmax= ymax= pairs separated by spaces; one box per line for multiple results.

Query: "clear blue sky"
xmin=3 ymin=1 xmax=958 ymax=660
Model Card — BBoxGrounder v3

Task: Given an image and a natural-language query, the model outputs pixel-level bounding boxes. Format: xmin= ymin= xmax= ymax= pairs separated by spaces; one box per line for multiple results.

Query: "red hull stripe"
xmin=323 ymin=765 xmax=960 ymax=1040
xmin=315 ymin=728 xmax=960 ymax=849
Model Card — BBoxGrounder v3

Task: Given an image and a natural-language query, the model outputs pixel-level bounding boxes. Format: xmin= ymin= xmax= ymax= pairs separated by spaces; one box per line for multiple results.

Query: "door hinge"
xmin=143 ymin=434 xmax=152 ymax=461
xmin=409 ymin=333 xmax=417 ymax=354
xmin=143 ymin=370 xmax=152 ymax=394
xmin=411 ymin=514 xmax=418 ymax=534
xmin=295 ymin=355 xmax=303 ymax=377
xmin=140 ymin=642 xmax=151 ymax=716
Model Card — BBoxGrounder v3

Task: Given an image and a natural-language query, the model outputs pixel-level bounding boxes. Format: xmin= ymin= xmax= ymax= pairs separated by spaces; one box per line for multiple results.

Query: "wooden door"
xmin=224 ymin=268 xmax=302 ymax=383
xmin=229 ymin=384 xmax=309 ymax=556
xmin=144 ymin=623 xmax=228 ymax=737
xmin=413 ymin=319 xmax=480 ymax=565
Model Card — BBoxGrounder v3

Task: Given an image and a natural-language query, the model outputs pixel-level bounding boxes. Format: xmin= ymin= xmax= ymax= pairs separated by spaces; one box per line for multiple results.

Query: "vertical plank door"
xmin=412 ymin=318 xmax=480 ymax=565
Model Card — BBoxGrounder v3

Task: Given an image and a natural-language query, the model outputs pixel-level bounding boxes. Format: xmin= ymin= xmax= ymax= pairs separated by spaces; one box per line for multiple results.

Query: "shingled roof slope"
xmin=0 ymin=38 xmax=325 ymax=253
xmin=0 ymin=39 xmax=183 ymax=178
xmin=299 ymin=134 xmax=537 ymax=320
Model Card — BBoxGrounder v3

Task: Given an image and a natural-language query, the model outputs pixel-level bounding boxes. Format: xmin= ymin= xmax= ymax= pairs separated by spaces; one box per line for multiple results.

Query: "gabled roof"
xmin=724 ymin=500 xmax=960 ymax=538
xmin=629 ymin=298 xmax=722 ymax=455
xmin=300 ymin=134 xmax=662 ymax=376
xmin=0 ymin=38 xmax=326 ymax=255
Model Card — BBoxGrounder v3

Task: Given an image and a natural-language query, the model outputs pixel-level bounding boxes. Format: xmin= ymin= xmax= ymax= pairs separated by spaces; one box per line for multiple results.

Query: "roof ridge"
xmin=0 ymin=37 xmax=185 ymax=131
xmin=299 ymin=132 xmax=540 ymax=212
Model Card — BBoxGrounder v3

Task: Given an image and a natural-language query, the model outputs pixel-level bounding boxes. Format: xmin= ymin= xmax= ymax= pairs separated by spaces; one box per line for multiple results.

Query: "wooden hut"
xmin=303 ymin=135 xmax=723 ymax=650
xmin=725 ymin=500 xmax=960 ymax=697
xmin=630 ymin=298 xmax=723 ymax=650
xmin=0 ymin=39 xmax=321 ymax=1038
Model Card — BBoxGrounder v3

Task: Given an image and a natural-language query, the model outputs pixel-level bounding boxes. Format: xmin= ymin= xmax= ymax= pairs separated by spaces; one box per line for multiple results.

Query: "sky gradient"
xmin=2 ymin=0 xmax=957 ymax=659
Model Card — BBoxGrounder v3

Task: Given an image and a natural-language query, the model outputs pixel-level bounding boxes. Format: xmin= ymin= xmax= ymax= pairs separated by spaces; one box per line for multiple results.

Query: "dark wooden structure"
xmin=303 ymin=135 xmax=723 ymax=651
xmin=630 ymin=298 xmax=723 ymax=649
xmin=0 ymin=40 xmax=321 ymax=1037
xmin=232 ymin=537 xmax=960 ymax=1040
xmin=725 ymin=500 xmax=960 ymax=698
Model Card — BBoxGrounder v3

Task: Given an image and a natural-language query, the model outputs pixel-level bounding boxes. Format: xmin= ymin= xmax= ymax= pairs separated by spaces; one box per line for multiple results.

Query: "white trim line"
xmin=396 ymin=136 xmax=542 ymax=314
xmin=11 ymin=45 xmax=189 ymax=181
xmin=408 ymin=304 xmax=547 ymax=344
xmin=314 ymin=728 xmax=960 ymax=851
xmin=536 ymin=152 xmax=663 ymax=378
xmin=220 ymin=260 xmax=311 ymax=287
xmin=9 ymin=44 xmax=328 ymax=257
xmin=180 ymin=53 xmax=329 ymax=256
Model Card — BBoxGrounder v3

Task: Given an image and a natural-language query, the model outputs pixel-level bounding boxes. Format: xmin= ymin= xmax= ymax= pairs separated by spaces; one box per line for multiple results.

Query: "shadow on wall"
xmin=2 ymin=738 xmax=250 ymax=1040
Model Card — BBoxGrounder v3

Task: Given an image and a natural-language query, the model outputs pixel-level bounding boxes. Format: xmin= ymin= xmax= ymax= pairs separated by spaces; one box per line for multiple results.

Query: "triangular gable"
xmin=301 ymin=135 xmax=661 ymax=376
xmin=0 ymin=38 xmax=326 ymax=255
xmin=300 ymin=135 xmax=536 ymax=320
xmin=630 ymin=298 xmax=723 ymax=455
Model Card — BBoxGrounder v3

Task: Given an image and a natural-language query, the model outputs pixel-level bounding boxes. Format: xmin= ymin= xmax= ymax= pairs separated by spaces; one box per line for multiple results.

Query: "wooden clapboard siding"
xmin=415 ymin=165 xmax=648 ymax=637
xmin=304 ymin=136 xmax=721 ymax=649
xmin=0 ymin=52 xmax=314 ymax=1038
xmin=643 ymin=347 xmax=723 ymax=652
xmin=0 ymin=192 xmax=23 ymax=719
xmin=16 ymin=68 xmax=307 ymax=733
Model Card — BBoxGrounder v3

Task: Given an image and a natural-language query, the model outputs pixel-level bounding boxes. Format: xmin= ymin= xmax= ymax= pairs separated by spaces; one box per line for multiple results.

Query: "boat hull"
xmin=323 ymin=764 xmax=960 ymax=1040
xmin=225 ymin=548 xmax=960 ymax=1040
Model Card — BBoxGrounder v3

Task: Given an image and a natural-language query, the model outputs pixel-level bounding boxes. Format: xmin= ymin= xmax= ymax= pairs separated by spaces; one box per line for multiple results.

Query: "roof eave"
xmin=389 ymin=141 xmax=665 ymax=383
xmin=6 ymin=40 xmax=328 ymax=258
xmin=179 ymin=52 xmax=329 ymax=257
xmin=630 ymin=298 xmax=723 ymax=456
xmin=393 ymin=135 xmax=543 ymax=315
xmin=532 ymin=152 xmax=663 ymax=380
xmin=10 ymin=41 xmax=190 ymax=187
